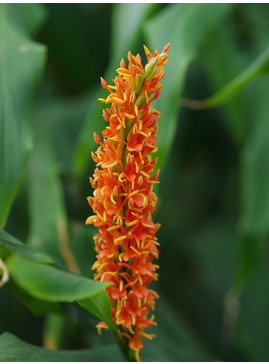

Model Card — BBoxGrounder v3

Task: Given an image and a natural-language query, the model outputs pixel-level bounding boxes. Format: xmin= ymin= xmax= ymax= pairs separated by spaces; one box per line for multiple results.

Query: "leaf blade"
xmin=0 ymin=7 xmax=46 ymax=226
xmin=6 ymin=255 xmax=108 ymax=302
xmin=0 ymin=228 xmax=54 ymax=264
xmin=0 ymin=332 xmax=124 ymax=362
xmin=144 ymin=3 xmax=234 ymax=171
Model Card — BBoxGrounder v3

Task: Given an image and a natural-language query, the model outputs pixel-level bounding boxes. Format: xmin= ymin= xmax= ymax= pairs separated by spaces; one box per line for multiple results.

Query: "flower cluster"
xmin=86 ymin=44 xmax=169 ymax=360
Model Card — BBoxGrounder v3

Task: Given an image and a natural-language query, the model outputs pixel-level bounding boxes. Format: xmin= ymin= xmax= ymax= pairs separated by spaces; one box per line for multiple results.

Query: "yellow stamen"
xmin=125 ymin=112 xmax=135 ymax=119
xmin=125 ymin=219 xmax=138 ymax=227
xmin=103 ymin=160 xmax=118 ymax=169
xmin=148 ymin=290 xmax=160 ymax=299
xmin=128 ymin=190 xmax=139 ymax=198
xmin=96 ymin=322 xmax=108 ymax=335
xmin=130 ymin=246 xmax=140 ymax=255
xmin=128 ymin=326 xmax=135 ymax=335
xmin=110 ymin=193 xmax=116 ymax=204
xmin=131 ymin=315 xmax=136 ymax=326
xmin=91 ymin=261 xmax=100 ymax=270
xmin=141 ymin=332 xmax=153 ymax=340
xmin=135 ymin=350 xmax=140 ymax=362
xmin=97 ymin=262 xmax=108 ymax=271
xmin=100 ymin=271 xmax=117 ymax=282
xmin=142 ymin=222 xmax=154 ymax=228
xmin=140 ymin=170 xmax=150 ymax=178
xmin=114 ymin=235 xmax=127 ymax=244
xmin=106 ymin=225 xmax=120 ymax=232
xmin=109 ymin=96 xmax=125 ymax=104
xmin=138 ymin=130 xmax=148 ymax=138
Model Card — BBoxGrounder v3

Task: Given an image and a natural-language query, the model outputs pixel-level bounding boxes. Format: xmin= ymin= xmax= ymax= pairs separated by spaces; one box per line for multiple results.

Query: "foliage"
xmin=1 ymin=3 xmax=269 ymax=361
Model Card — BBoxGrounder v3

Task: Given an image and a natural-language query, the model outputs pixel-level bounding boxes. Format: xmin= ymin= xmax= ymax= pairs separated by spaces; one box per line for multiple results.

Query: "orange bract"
xmin=87 ymin=44 xmax=169 ymax=360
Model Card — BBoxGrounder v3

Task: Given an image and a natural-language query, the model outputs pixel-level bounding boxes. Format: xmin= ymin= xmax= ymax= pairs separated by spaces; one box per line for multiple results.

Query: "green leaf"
xmin=26 ymin=126 xmax=79 ymax=271
xmin=6 ymin=256 xmax=117 ymax=347
xmin=110 ymin=3 xmax=159 ymax=59
xmin=6 ymin=3 xmax=48 ymax=36
xmin=201 ymin=25 xmax=248 ymax=144
xmin=234 ymin=76 xmax=269 ymax=291
xmin=144 ymin=3 xmax=234 ymax=171
xmin=201 ymin=46 xmax=269 ymax=109
xmin=0 ymin=228 xmax=53 ymax=264
xmin=6 ymin=255 xmax=109 ymax=303
xmin=73 ymin=3 xmax=158 ymax=179
xmin=79 ymin=294 xmax=135 ymax=362
xmin=78 ymin=291 xmax=116 ymax=332
xmin=234 ymin=257 xmax=269 ymax=361
xmin=0 ymin=332 xmax=124 ymax=362
xmin=0 ymin=5 xmax=46 ymax=227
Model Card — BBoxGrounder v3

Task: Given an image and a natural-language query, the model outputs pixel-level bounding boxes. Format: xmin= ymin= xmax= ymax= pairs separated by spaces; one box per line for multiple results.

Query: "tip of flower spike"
xmin=120 ymin=58 xmax=125 ymax=68
xmin=163 ymin=43 xmax=170 ymax=53
xmin=100 ymin=77 xmax=107 ymax=88
xmin=94 ymin=133 xmax=102 ymax=145
xmin=143 ymin=44 xmax=152 ymax=60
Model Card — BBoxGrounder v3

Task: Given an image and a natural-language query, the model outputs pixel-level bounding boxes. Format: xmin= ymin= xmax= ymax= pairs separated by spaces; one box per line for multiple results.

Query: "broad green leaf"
xmin=6 ymin=255 xmax=115 ymax=337
xmin=6 ymin=255 xmax=109 ymax=303
xmin=110 ymin=3 xmax=159 ymax=60
xmin=0 ymin=228 xmax=53 ymax=264
xmin=0 ymin=332 xmax=124 ymax=362
xmin=201 ymin=25 xmax=248 ymax=144
xmin=199 ymin=46 xmax=269 ymax=110
xmin=26 ymin=131 xmax=79 ymax=271
xmin=78 ymin=291 xmax=116 ymax=332
xmin=6 ymin=3 xmax=48 ymax=36
xmin=234 ymin=75 xmax=269 ymax=291
xmin=32 ymin=92 xmax=91 ymax=177
xmin=0 ymin=5 xmax=46 ymax=227
xmin=79 ymin=291 xmax=134 ymax=361
xmin=28 ymin=92 xmax=92 ymax=273
xmin=144 ymin=3 xmax=233 ymax=171
xmin=73 ymin=3 xmax=158 ymax=179
xmin=233 ymin=257 xmax=269 ymax=361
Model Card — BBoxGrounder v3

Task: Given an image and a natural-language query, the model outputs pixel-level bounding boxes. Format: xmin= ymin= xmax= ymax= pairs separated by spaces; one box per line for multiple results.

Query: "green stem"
xmin=112 ymin=330 xmax=137 ymax=361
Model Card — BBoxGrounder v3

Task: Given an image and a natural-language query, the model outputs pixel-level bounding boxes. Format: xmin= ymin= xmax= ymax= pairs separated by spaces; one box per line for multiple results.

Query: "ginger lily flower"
xmin=87 ymin=44 xmax=169 ymax=361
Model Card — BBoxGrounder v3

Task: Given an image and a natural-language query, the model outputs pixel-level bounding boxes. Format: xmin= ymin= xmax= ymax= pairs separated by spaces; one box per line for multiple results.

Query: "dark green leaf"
xmin=6 ymin=255 xmax=109 ymax=303
xmin=110 ymin=3 xmax=159 ymax=59
xmin=0 ymin=5 xmax=46 ymax=227
xmin=0 ymin=228 xmax=53 ymax=264
xmin=144 ymin=3 xmax=233 ymax=171
xmin=6 ymin=3 xmax=48 ymax=36
xmin=78 ymin=290 xmax=116 ymax=332
xmin=202 ymin=46 xmax=269 ymax=109
xmin=234 ymin=76 xmax=269 ymax=291
xmin=201 ymin=25 xmax=248 ymax=144
xmin=0 ymin=332 xmax=124 ymax=361
xmin=26 ymin=129 xmax=79 ymax=270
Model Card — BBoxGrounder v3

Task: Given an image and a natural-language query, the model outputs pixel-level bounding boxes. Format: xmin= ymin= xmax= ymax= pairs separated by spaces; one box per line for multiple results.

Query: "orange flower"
xmin=87 ymin=44 xmax=169 ymax=361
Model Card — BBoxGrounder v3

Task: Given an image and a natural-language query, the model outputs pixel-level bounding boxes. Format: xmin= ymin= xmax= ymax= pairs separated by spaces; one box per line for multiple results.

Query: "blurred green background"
xmin=1 ymin=3 xmax=269 ymax=361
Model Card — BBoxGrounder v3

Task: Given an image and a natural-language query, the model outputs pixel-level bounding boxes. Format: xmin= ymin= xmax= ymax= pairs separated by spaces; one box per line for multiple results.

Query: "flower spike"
xmin=87 ymin=44 xmax=169 ymax=360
